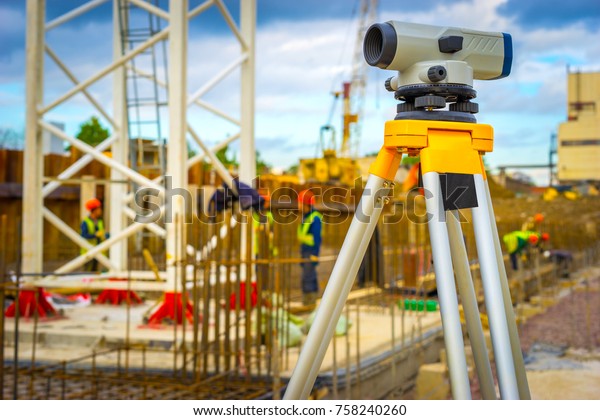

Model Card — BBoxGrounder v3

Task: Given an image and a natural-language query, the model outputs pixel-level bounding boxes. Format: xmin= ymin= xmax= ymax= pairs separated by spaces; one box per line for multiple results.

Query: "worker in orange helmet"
xmin=502 ymin=230 xmax=541 ymax=271
xmin=81 ymin=198 xmax=108 ymax=272
xmin=522 ymin=212 xmax=544 ymax=231
xmin=297 ymin=189 xmax=323 ymax=306
xmin=528 ymin=234 xmax=539 ymax=245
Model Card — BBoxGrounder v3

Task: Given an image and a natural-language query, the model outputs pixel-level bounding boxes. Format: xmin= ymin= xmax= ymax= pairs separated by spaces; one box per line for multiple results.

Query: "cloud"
xmin=1 ymin=0 xmax=600 ymax=182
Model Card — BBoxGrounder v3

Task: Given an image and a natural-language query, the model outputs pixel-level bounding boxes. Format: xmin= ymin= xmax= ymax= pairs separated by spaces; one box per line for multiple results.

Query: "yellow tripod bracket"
xmin=369 ymin=119 xmax=494 ymax=180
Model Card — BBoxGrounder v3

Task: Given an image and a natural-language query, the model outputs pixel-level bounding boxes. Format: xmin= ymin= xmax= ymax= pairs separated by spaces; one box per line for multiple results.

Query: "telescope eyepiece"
xmin=363 ymin=23 xmax=397 ymax=69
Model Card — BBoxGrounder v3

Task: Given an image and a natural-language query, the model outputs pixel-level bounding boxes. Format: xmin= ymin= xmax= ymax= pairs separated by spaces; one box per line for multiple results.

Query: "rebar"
xmin=0 ymin=214 xmax=7 ymax=400
xmin=3 ymin=193 xmax=597 ymax=401
xmin=12 ymin=218 xmax=23 ymax=400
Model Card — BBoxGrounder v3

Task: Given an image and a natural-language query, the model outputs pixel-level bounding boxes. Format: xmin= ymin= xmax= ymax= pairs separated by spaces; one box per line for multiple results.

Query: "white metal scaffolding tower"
xmin=22 ymin=0 xmax=256 ymax=292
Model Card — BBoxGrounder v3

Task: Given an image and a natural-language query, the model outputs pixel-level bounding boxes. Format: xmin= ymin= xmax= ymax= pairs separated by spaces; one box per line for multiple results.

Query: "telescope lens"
xmin=363 ymin=23 xmax=397 ymax=69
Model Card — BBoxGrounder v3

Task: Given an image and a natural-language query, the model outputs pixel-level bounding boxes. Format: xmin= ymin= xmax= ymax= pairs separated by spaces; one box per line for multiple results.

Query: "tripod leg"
xmin=471 ymin=174 xmax=519 ymax=399
xmin=422 ymin=172 xmax=471 ymax=400
xmin=447 ymin=210 xmax=497 ymax=399
xmin=283 ymin=175 xmax=391 ymax=400
xmin=482 ymin=179 xmax=531 ymax=399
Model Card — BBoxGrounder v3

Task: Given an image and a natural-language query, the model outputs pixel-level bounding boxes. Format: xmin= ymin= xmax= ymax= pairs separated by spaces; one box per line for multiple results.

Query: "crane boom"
xmin=343 ymin=0 xmax=378 ymax=158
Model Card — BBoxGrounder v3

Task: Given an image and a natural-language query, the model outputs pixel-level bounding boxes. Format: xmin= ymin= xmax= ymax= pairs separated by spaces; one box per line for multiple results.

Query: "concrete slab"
xmin=527 ymin=362 xmax=600 ymax=400
xmin=3 ymin=299 xmax=443 ymax=382
xmin=415 ymin=363 xmax=448 ymax=400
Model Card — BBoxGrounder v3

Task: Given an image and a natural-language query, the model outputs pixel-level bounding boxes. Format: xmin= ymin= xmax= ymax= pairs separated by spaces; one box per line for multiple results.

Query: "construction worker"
xmin=502 ymin=230 xmax=548 ymax=271
xmin=252 ymin=194 xmax=277 ymax=292
xmin=252 ymin=194 xmax=277 ymax=258
xmin=81 ymin=198 xmax=107 ymax=272
xmin=297 ymin=189 xmax=323 ymax=306
xmin=543 ymin=247 xmax=573 ymax=278
xmin=521 ymin=213 xmax=544 ymax=231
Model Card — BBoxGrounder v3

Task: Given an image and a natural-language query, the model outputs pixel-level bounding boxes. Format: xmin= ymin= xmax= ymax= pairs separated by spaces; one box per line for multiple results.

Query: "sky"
xmin=1 ymin=0 xmax=600 ymax=185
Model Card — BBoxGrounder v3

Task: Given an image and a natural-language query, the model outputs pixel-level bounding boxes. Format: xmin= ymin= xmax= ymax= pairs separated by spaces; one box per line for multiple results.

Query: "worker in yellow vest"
xmin=297 ymin=189 xmax=323 ymax=306
xmin=81 ymin=198 xmax=107 ymax=272
xmin=502 ymin=230 xmax=548 ymax=271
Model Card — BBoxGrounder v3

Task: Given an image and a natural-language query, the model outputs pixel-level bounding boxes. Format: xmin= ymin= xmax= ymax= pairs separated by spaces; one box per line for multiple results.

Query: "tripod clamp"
xmin=370 ymin=118 xmax=492 ymax=188
xmin=386 ymin=82 xmax=480 ymax=123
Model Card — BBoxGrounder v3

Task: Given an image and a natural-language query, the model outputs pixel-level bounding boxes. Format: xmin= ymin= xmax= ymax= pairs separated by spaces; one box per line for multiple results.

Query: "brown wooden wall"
xmin=0 ymin=149 xmax=218 ymax=269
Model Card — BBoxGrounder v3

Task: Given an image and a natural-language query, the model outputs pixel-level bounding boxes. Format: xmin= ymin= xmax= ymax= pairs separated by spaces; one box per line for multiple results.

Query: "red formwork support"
xmin=95 ymin=278 xmax=143 ymax=306
xmin=146 ymin=292 xmax=194 ymax=325
xmin=5 ymin=287 xmax=58 ymax=319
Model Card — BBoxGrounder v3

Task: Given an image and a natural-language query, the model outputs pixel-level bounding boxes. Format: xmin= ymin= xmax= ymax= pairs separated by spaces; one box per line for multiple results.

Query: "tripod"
xmin=284 ymin=91 xmax=530 ymax=400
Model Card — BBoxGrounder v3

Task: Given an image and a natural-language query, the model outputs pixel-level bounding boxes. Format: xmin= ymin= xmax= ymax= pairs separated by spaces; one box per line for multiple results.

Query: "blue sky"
xmin=1 ymin=0 xmax=600 ymax=184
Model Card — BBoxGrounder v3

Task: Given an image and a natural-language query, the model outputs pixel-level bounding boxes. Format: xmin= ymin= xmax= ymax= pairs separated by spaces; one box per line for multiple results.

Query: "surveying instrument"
xmin=284 ymin=21 xmax=530 ymax=400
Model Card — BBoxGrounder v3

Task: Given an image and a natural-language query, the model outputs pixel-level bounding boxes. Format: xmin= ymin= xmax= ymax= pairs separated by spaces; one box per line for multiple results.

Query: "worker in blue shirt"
xmin=297 ymin=189 xmax=323 ymax=306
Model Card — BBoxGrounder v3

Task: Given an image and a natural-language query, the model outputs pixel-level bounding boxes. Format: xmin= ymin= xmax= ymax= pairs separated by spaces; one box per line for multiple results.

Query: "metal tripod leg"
xmin=483 ymin=180 xmax=531 ymax=399
xmin=447 ymin=210 xmax=497 ymax=399
xmin=422 ymin=172 xmax=471 ymax=399
xmin=283 ymin=175 xmax=390 ymax=400
xmin=471 ymin=174 xmax=519 ymax=399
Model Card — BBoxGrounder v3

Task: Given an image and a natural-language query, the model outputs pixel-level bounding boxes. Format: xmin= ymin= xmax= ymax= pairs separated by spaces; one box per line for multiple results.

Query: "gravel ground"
xmin=518 ymin=276 xmax=600 ymax=353
xmin=469 ymin=273 xmax=600 ymax=399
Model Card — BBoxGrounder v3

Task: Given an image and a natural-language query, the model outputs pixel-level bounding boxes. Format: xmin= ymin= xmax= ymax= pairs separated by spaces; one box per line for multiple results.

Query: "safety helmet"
xmin=85 ymin=198 xmax=102 ymax=211
xmin=541 ymin=232 xmax=550 ymax=241
xmin=528 ymin=234 xmax=539 ymax=245
xmin=534 ymin=213 xmax=544 ymax=223
xmin=298 ymin=189 xmax=315 ymax=206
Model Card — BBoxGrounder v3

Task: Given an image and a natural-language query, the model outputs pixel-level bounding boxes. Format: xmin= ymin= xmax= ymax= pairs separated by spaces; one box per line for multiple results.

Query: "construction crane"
xmin=299 ymin=0 xmax=377 ymax=185
xmin=345 ymin=0 xmax=378 ymax=158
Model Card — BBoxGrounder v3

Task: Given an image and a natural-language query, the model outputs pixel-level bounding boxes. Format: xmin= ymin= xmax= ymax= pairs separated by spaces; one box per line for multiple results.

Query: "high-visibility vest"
xmin=81 ymin=217 xmax=105 ymax=255
xmin=297 ymin=210 xmax=323 ymax=247
xmin=252 ymin=211 xmax=276 ymax=256
xmin=502 ymin=230 xmax=538 ymax=254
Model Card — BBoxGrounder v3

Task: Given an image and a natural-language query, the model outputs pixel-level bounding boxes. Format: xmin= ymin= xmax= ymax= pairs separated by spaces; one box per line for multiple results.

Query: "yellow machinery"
xmin=299 ymin=82 xmax=361 ymax=186
xmin=299 ymin=0 xmax=377 ymax=186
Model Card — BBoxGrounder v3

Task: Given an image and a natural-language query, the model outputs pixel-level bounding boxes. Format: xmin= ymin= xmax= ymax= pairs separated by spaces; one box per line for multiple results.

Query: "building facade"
xmin=557 ymin=70 xmax=600 ymax=184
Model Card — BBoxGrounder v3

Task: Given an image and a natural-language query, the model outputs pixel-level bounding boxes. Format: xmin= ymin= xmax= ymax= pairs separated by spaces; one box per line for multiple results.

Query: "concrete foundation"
xmin=415 ymin=363 xmax=449 ymax=400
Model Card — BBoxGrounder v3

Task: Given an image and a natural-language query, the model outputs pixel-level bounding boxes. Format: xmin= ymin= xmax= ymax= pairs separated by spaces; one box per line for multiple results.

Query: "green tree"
xmin=75 ymin=116 xmax=110 ymax=147
xmin=0 ymin=127 xmax=24 ymax=150
xmin=256 ymin=150 xmax=270 ymax=174
xmin=203 ymin=146 xmax=270 ymax=174
xmin=187 ymin=142 xmax=197 ymax=158
xmin=215 ymin=145 xmax=238 ymax=167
